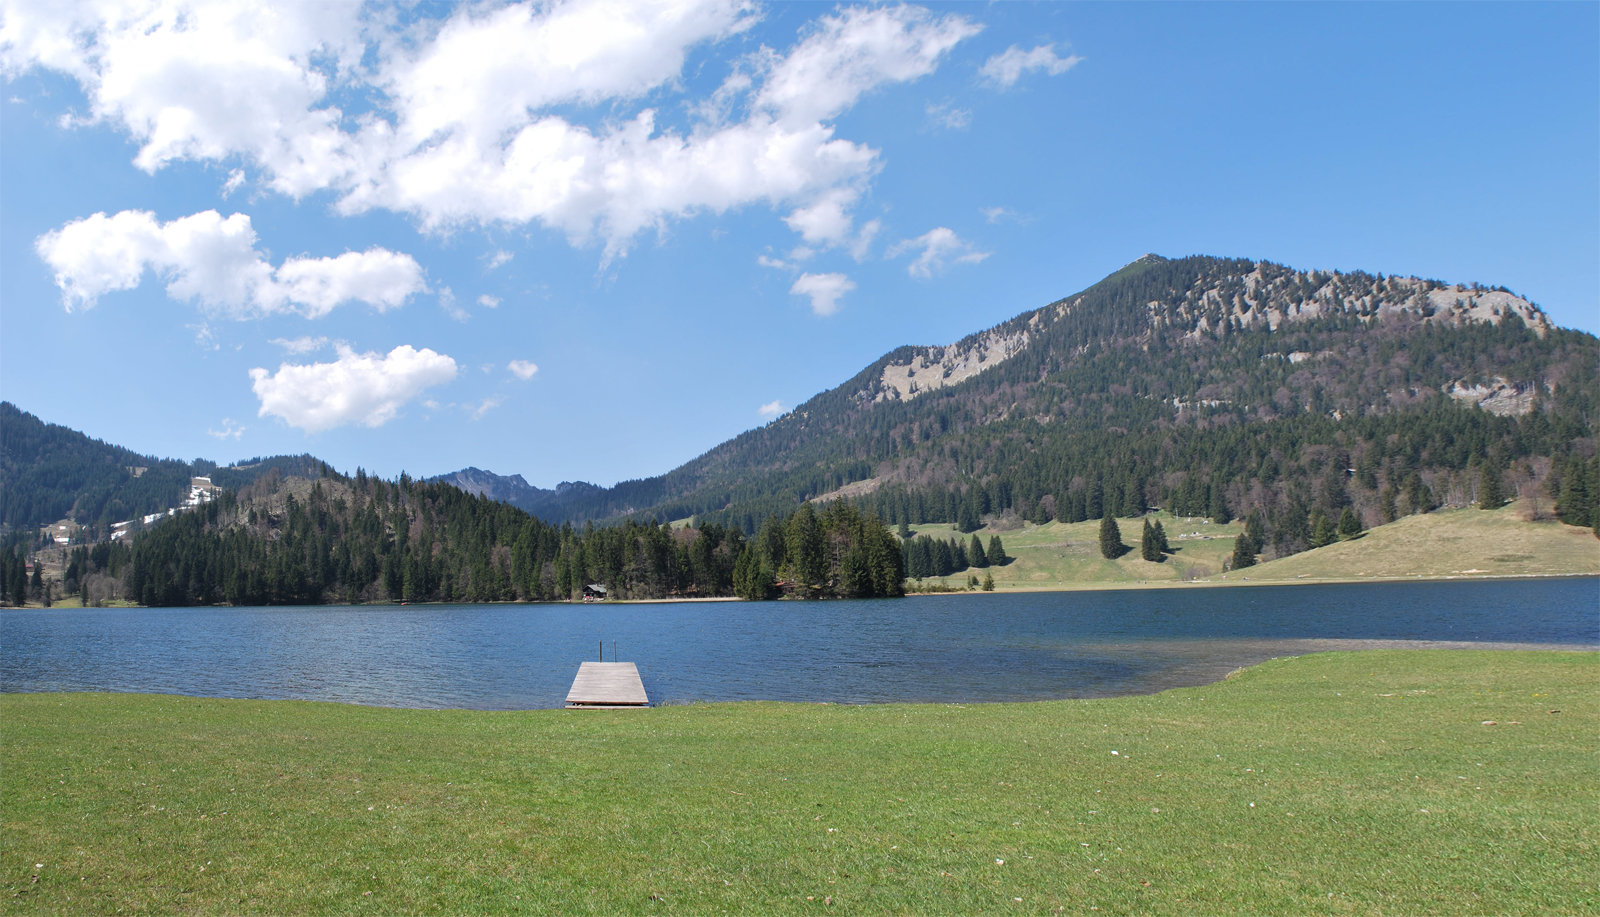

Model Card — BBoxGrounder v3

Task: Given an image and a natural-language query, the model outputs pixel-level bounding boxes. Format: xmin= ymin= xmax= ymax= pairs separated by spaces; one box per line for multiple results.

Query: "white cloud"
xmin=249 ymin=344 xmax=459 ymax=432
xmin=981 ymin=206 xmax=1013 ymax=223
xmin=925 ymin=101 xmax=971 ymax=130
xmin=979 ymin=44 xmax=1082 ymax=88
xmin=507 ymin=359 xmax=539 ymax=380
xmin=484 ymin=250 xmax=515 ymax=271
xmin=5 ymin=2 xmax=979 ymax=258
xmin=888 ymin=227 xmax=990 ymax=279
xmin=478 ymin=294 xmax=501 ymax=308
xmin=758 ymin=399 xmax=785 ymax=418
xmin=207 ymin=418 xmax=245 ymax=440
xmin=789 ymin=271 xmax=854 ymax=316
xmin=35 ymin=209 xmax=426 ymax=317
xmin=757 ymin=254 xmax=793 ymax=270
xmin=269 ymin=335 xmax=330 ymax=355
xmin=221 ymin=168 xmax=246 ymax=197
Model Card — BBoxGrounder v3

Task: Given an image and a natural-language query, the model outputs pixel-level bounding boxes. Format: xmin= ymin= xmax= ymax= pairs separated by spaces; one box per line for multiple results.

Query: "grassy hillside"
xmin=906 ymin=502 xmax=1598 ymax=592
xmin=3 ymin=651 xmax=1594 ymax=914
xmin=1226 ymin=503 xmax=1599 ymax=583
xmin=907 ymin=512 xmax=1244 ymax=590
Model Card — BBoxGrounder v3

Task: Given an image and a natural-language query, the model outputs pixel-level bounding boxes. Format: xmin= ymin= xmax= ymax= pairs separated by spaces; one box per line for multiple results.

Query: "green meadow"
xmin=4 ymin=650 xmax=1595 ymax=915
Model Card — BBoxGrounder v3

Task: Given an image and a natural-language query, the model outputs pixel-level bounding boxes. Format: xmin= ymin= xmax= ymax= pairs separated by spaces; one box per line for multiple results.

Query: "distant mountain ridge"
xmin=423 ymin=467 xmax=601 ymax=517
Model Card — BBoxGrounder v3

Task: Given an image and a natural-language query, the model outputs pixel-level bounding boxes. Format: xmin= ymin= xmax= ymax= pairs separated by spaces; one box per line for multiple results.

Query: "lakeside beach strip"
xmin=4 ymin=649 xmax=1595 ymax=915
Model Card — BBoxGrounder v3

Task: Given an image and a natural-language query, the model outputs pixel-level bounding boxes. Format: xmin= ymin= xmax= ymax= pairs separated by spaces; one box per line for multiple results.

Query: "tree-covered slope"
xmin=0 ymin=401 xmax=328 ymax=535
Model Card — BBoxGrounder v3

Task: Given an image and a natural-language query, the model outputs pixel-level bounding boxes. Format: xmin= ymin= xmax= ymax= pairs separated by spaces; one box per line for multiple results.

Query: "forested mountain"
xmin=0 ymin=402 xmax=325 ymax=536
xmin=510 ymin=255 xmax=1600 ymax=557
xmin=0 ymin=402 xmax=195 ymax=533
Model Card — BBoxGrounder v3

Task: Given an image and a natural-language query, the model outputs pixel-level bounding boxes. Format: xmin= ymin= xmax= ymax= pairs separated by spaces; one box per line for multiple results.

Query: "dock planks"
xmin=565 ymin=662 xmax=649 ymax=708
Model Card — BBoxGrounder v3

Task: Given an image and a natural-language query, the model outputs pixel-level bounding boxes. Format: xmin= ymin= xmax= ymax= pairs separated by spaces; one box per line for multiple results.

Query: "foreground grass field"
xmin=4 ymin=651 xmax=1595 ymax=915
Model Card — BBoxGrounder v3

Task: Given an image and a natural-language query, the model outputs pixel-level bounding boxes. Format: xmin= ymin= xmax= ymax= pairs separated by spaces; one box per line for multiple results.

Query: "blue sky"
xmin=2 ymin=1 xmax=1595 ymax=487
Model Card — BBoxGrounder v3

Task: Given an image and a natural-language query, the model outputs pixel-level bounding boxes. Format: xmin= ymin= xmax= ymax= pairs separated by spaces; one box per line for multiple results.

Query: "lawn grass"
xmin=4 ymin=651 xmax=1595 ymax=914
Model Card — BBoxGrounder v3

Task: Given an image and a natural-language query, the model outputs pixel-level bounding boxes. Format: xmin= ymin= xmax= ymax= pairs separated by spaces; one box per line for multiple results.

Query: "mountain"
xmin=423 ymin=467 xmax=602 ymax=518
xmin=505 ymin=254 xmax=1599 ymax=550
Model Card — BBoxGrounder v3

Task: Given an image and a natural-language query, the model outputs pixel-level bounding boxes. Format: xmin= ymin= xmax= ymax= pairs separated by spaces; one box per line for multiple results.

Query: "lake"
xmin=3 ymin=578 xmax=1595 ymax=709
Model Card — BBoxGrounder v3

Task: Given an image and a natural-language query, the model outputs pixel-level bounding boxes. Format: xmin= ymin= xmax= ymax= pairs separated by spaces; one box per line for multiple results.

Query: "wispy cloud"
xmin=758 ymin=400 xmax=786 ymax=418
xmin=439 ymin=287 xmax=469 ymax=322
xmin=269 ymin=335 xmax=330 ymax=355
xmin=207 ymin=418 xmax=245 ymax=440
xmin=925 ymin=101 xmax=971 ymax=130
xmin=484 ymin=250 xmax=514 ymax=272
xmin=467 ymin=396 xmax=503 ymax=420
xmin=478 ymin=294 xmax=501 ymax=308
xmin=980 ymin=44 xmax=1082 ymax=88
xmin=888 ymin=227 xmax=990 ymax=279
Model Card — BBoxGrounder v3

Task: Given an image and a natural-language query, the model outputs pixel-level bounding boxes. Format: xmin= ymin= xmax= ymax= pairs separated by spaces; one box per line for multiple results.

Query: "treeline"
xmin=901 ymin=531 xmax=1008 ymax=580
xmin=100 ymin=469 xmax=903 ymax=607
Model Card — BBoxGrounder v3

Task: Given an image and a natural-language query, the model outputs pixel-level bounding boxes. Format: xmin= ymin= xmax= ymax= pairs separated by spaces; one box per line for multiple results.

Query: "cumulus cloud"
xmin=790 ymin=272 xmax=854 ymax=316
xmin=888 ymin=227 xmax=990 ymax=279
xmin=478 ymin=294 xmax=501 ymax=308
xmin=978 ymin=44 xmax=1082 ymax=88
xmin=35 ymin=209 xmax=426 ymax=317
xmin=4 ymin=2 xmax=979 ymax=258
xmin=507 ymin=359 xmax=539 ymax=380
xmin=758 ymin=399 xmax=785 ymax=418
xmin=250 ymin=344 xmax=458 ymax=432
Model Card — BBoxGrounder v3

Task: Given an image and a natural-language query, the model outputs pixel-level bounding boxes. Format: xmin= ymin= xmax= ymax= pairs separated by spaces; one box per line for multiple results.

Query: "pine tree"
xmin=981 ymin=570 xmax=995 ymax=591
xmin=1153 ymin=519 xmax=1169 ymax=554
xmin=1099 ymin=513 xmax=1125 ymax=559
xmin=1140 ymin=518 xmax=1160 ymax=561
xmin=987 ymin=535 xmax=1008 ymax=566
xmin=1230 ymin=534 xmax=1256 ymax=569
xmin=968 ymin=534 xmax=988 ymax=567
xmin=897 ymin=519 xmax=911 ymax=539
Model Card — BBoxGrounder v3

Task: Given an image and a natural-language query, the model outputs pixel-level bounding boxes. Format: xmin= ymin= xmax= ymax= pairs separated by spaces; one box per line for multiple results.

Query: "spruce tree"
xmin=1478 ymin=462 xmax=1506 ymax=510
xmin=1230 ymin=534 xmax=1256 ymax=569
xmin=1310 ymin=512 xmax=1335 ymax=548
xmin=1208 ymin=482 xmax=1232 ymax=524
xmin=968 ymin=534 xmax=988 ymax=567
xmin=981 ymin=570 xmax=995 ymax=591
xmin=987 ymin=535 xmax=1008 ymax=565
xmin=957 ymin=497 xmax=981 ymax=533
xmin=897 ymin=519 xmax=911 ymax=540
xmin=1099 ymin=513 xmax=1125 ymax=559
xmin=1140 ymin=518 xmax=1160 ymax=561
xmin=1153 ymin=519 xmax=1169 ymax=554
xmin=1337 ymin=506 xmax=1363 ymax=538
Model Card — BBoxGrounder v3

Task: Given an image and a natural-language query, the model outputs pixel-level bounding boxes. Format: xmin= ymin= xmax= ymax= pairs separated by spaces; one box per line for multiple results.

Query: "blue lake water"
xmin=3 ymin=579 xmax=1596 ymax=709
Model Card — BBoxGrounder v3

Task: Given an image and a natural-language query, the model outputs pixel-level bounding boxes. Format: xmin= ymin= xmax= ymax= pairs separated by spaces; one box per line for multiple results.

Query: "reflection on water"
xmin=3 ymin=578 xmax=1595 ymax=709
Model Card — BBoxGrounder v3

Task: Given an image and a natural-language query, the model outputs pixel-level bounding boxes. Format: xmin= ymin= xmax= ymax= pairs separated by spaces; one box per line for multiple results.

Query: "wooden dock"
xmin=565 ymin=662 xmax=650 ymax=708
